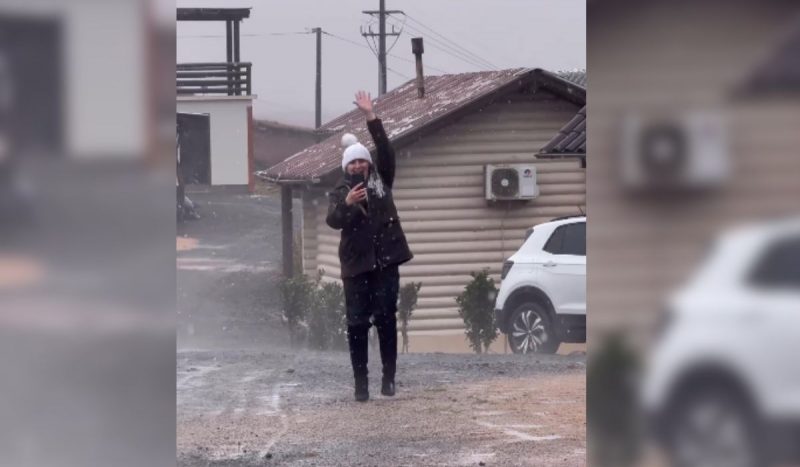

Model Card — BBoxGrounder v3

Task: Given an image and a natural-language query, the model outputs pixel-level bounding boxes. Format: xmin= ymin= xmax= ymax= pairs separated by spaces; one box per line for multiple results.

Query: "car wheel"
xmin=666 ymin=384 xmax=764 ymax=467
xmin=508 ymin=302 xmax=559 ymax=354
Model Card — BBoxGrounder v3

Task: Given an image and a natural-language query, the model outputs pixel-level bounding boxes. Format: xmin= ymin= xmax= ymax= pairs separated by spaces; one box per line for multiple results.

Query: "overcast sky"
xmin=176 ymin=0 xmax=585 ymax=127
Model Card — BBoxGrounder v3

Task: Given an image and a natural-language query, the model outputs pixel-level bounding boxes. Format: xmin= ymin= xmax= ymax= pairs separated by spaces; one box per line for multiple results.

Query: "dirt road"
xmin=178 ymin=350 xmax=586 ymax=466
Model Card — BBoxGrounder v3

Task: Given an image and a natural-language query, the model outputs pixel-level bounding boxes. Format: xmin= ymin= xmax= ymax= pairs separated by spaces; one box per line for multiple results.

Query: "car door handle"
xmin=543 ymin=261 xmax=557 ymax=268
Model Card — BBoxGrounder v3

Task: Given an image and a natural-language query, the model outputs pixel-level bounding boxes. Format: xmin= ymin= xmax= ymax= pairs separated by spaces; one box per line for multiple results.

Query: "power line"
xmin=387 ymin=52 xmax=448 ymax=74
xmin=360 ymin=16 xmax=405 ymax=56
xmin=180 ymin=28 xmax=452 ymax=75
xmin=387 ymin=67 xmax=412 ymax=80
xmin=402 ymin=31 xmax=489 ymax=71
xmin=181 ymin=28 xmax=446 ymax=83
xmin=322 ymin=30 xmax=373 ymax=51
xmin=178 ymin=31 xmax=312 ymax=38
xmin=383 ymin=13 xmax=406 ymax=54
xmin=399 ymin=21 xmax=492 ymax=69
xmin=403 ymin=28 xmax=491 ymax=70
xmin=360 ymin=1 xmax=402 ymax=95
xmin=403 ymin=14 xmax=498 ymax=69
xmin=362 ymin=22 xmax=408 ymax=67
xmin=403 ymin=14 xmax=498 ymax=70
xmin=400 ymin=21 xmax=496 ymax=70
xmin=323 ymin=30 xmax=449 ymax=75
xmin=386 ymin=31 xmax=403 ymax=54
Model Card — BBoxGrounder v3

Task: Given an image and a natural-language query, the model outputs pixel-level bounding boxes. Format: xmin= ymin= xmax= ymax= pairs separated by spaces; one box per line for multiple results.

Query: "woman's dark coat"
xmin=326 ymin=118 xmax=413 ymax=279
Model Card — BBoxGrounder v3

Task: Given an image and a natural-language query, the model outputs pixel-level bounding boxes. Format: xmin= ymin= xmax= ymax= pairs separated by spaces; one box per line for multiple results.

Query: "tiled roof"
xmin=557 ymin=70 xmax=587 ymax=88
xmin=261 ymin=68 xmax=585 ymax=182
xmin=254 ymin=119 xmax=317 ymax=134
xmin=539 ymin=105 xmax=586 ymax=156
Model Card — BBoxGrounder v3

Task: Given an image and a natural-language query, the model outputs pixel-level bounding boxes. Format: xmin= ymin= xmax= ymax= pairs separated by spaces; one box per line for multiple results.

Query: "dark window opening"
xmin=544 ymin=222 xmax=586 ymax=256
xmin=749 ymin=236 xmax=800 ymax=289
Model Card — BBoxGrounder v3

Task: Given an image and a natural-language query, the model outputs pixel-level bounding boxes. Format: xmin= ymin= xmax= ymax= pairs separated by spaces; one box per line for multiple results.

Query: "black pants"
xmin=343 ymin=264 xmax=399 ymax=382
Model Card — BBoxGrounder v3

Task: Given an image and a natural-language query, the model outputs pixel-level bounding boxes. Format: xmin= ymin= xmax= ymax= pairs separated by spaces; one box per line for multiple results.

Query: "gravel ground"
xmin=178 ymin=350 xmax=586 ymax=467
xmin=177 ymin=188 xmax=586 ymax=466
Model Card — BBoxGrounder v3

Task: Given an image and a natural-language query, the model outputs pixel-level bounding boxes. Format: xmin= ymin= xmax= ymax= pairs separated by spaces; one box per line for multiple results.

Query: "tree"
xmin=455 ymin=270 xmax=498 ymax=354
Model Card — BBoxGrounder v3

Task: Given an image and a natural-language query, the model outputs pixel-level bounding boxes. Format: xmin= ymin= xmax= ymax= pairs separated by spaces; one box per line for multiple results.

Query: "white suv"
xmin=642 ymin=218 xmax=800 ymax=467
xmin=494 ymin=216 xmax=586 ymax=354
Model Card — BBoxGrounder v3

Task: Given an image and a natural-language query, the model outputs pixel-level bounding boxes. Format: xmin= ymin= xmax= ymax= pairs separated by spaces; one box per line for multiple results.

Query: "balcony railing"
xmin=177 ymin=62 xmax=252 ymax=96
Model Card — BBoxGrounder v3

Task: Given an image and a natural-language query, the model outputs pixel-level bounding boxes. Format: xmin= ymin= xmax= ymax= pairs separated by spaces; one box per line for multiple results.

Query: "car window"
xmin=543 ymin=222 xmax=585 ymax=256
xmin=562 ymin=222 xmax=586 ymax=256
xmin=749 ymin=235 xmax=800 ymax=289
xmin=543 ymin=225 xmax=566 ymax=254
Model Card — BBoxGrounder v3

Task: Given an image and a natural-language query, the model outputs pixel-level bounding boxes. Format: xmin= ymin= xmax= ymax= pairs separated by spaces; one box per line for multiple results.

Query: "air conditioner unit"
xmin=620 ymin=111 xmax=730 ymax=191
xmin=485 ymin=164 xmax=539 ymax=201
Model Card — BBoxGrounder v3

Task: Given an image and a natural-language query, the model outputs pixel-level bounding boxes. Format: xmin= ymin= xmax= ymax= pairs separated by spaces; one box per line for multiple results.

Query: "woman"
xmin=326 ymin=91 xmax=413 ymax=402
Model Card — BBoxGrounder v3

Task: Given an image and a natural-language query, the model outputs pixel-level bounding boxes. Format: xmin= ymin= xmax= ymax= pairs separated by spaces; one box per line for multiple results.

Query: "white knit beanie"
xmin=340 ymin=133 xmax=373 ymax=172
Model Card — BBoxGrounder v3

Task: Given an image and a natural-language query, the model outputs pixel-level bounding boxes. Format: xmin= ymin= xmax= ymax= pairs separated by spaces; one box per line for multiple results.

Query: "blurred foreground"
xmin=0 ymin=1 xmax=176 ymax=466
xmin=588 ymin=1 xmax=800 ymax=466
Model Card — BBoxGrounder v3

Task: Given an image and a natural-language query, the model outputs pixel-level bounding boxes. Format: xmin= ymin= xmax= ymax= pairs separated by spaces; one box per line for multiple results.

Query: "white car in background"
xmin=642 ymin=218 xmax=800 ymax=467
xmin=494 ymin=216 xmax=586 ymax=354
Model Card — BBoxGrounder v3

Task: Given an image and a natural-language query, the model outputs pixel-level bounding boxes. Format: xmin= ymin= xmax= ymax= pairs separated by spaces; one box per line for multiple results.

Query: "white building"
xmin=176 ymin=8 xmax=255 ymax=190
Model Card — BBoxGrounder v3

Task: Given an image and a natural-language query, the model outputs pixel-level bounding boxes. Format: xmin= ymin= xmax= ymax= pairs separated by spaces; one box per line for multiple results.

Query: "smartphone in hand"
xmin=348 ymin=172 xmax=366 ymax=189
xmin=346 ymin=173 xmax=369 ymax=208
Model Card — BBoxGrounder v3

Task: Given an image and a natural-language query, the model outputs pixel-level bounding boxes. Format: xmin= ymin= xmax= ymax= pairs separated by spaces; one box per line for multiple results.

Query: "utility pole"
xmin=361 ymin=1 xmax=403 ymax=95
xmin=312 ymin=27 xmax=322 ymax=129
xmin=378 ymin=0 xmax=385 ymax=95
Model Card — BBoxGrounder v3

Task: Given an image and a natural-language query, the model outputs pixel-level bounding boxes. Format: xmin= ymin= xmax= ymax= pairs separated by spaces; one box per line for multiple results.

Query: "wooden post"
xmin=378 ymin=0 xmax=387 ymax=95
xmin=247 ymin=106 xmax=254 ymax=193
xmin=246 ymin=63 xmax=252 ymax=95
xmin=313 ymin=27 xmax=322 ymax=129
xmin=281 ymin=185 xmax=294 ymax=278
xmin=233 ymin=20 xmax=241 ymax=95
xmin=226 ymin=20 xmax=233 ymax=95
xmin=225 ymin=20 xmax=233 ymax=63
xmin=233 ymin=20 xmax=241 ymax=62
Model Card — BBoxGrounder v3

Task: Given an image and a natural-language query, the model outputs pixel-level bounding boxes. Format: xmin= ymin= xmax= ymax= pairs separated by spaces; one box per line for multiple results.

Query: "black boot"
xmin=375 ymin=315 xmax=397 ymax=396
xmin=355 ymin=376 xmax=369 ymax=402
xmin=348 ymin=325 xmax=370 ymax=402
xmin=381 ymin=377 xmax=395 ymax=397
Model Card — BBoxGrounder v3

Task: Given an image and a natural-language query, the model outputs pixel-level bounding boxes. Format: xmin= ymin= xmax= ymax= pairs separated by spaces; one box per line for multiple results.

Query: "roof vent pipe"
xmin=411 ymin=37 xmax=425 ymax=98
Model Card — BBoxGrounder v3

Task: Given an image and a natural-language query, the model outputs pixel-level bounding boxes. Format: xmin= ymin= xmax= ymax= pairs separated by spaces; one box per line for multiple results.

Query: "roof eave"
xmin=255 ymin=171 xmax=321 ymax=185
xmin=531 ymin=68 xmax=586 ymax=106
xmin=177 ymin=8 xmax=252 ymax=21
xmin=536 ymin=152 xmax=587 ymax=168
xmin=537 ymin=152 xmax=585 ymax=158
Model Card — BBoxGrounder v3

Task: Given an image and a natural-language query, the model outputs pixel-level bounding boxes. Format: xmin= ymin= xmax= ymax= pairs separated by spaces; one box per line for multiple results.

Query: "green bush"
xmin=308 ymin=279 xmax=347 ymax=351
xmin=587 ymin=334 xmax=642 ymax=466
xmin=398 ymin=282 xmax=422 ymax=353
xmin=455 ymin=270 xmax=498 ymax=354
xmin=281 ymin=269 xmax=347 ymax=351
xmin=279 ymin=273 xmax=316 ymax=347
